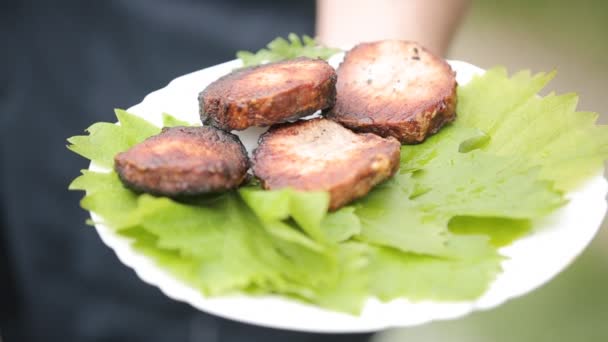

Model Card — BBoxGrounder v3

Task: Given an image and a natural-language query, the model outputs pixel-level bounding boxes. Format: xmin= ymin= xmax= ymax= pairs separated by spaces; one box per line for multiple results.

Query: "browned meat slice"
xmin=199 ymin=57 xmax=337 ymax=131
xmin=114 ymin=126 xmax=249 ymax=196
xmin=325 ymin=40 xmax=457 ymax=144
xmin=252 ymin=118 xmax=400 ymax=211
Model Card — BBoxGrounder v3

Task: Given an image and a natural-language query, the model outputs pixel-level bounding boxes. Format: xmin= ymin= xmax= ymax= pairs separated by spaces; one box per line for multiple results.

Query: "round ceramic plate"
xmin=90 ymin=55 xmax=608 ymax=333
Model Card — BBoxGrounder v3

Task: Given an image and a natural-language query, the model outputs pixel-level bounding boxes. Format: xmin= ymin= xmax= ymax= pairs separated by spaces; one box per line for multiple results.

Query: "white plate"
xmin=90 ymin=55 xmax=608 ymax=333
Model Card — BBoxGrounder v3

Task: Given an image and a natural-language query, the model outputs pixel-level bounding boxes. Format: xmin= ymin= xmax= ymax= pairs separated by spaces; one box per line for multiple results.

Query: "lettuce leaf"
xmin=236 ymin=33 xmax=340 ymax=67
xmin=132 ymin=194 xmax=338 ymax=295
xmin=67 ymin=109 xmax=161 ymax=168
xmin=457 ymin=68 xmax=608 ymax=191
xmin=240 ymin=187 xmax=330 ymax=243
xmin=67 ymin=64 xmax=608 ymax=314
xmin=369 ymin=243 xmax=502 ymax=302
xmin=354 ymin=124 xmax=563 ymax=257
xmin=69 ymin=170 xmax=139 ymax=229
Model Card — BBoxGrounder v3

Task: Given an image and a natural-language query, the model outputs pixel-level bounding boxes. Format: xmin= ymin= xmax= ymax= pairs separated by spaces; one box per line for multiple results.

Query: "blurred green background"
xmin=376 ymin=1 xmax=608 ymax=341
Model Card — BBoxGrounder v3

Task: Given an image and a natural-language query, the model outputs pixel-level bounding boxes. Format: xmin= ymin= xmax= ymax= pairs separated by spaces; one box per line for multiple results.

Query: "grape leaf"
xmin=236 ymin=33 xmax=340 ymax=67
xmin=67 ymin=109 xmax=161 ymax=168
xmin=241 ymin=186 xmax=364 ymax=245
xmin=448 ymin=216 xmax=532 ymax=247
xmin=369 ymin=243 xmax=502 ymax=302
xmin=457 ymin=68 xmax=608 ymax=191
xmin=321 ymin=207 xmax=362 ymax=243
xmin=69 ymin=170 xmax=138 ymax=229
xmin=162 ymin=112 xmax=192 ymax=127
xmin=355 ymin=126 xmax=563 ymax=257
xmin=240 ymin=187 xmax=330 ymax=243
xmin=131 ymin=194 xmax=339 ymax=295
xmin=311 ymin=242 xmax=370 ymax=314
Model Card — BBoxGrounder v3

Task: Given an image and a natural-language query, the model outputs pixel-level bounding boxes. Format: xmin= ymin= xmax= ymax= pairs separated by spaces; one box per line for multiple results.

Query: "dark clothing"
xmin=0 ymin=1 xmax=372 ymax=341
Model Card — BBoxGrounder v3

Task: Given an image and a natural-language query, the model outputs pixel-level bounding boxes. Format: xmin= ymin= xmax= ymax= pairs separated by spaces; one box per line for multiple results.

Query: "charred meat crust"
xmin=325 ymin=40 xmax=457 ymax=144
xmin=252 ymin=118 xmax=401 ymax=211
xmin=332 ymin=93 xmax=457 ymax=144
xmin=114 ymin=126 xmax=249 ymax=196
xmin=199 ymin=57 xmax=337 ymax=131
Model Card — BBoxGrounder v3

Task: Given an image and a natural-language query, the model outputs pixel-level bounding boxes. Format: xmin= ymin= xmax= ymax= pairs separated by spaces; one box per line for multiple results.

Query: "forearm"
xmin=316 ymin=0 xmax=470 ymax=56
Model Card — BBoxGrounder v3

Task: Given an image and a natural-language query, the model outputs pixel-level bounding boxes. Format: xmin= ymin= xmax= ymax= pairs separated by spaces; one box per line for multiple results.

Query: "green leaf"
xmin=239 ymin=187 xmax=330 ymax=242
xmin=458 ymin=68 xmax=608 ymax=191
xmin=355 ymin=131 xmax=563 ymax=257
xmin=236 ymin=33 xmax=341 ymax=67
xmin=67 ymin=122 xmax=131 ymax=168
xmin=321 ymin=207 xmax=361 ymax=243
xmin=458 ymin=129 xmax=490 ymax=153
xmin=312 ymin=242 xmax=370 ymax=314
xmin=257 ymin=220 xmax=325 ymax=253
xmin=369 ymin=244 xmax=502 ymax=302
xmin=67 ymin=109 xmax=161 ymax=168
xmin=355 ymin=179 xmax=450 ymax=256
xmin=71 ymin=171 xmax=138 ymax=228
xmin=69 ymin=170 xmax=125 ymax=193
xmin=239 ymin=187 xmax=292 ymax=221
xmin=456 ymin=68 xmax=555 ymax=131
xmin=162 ymin=113 xmax=193 ymax=127
xmin=449 ymin=216 xmax=532 ymax=247
xmin=134 ymin=193 xmax=338 ymax=295
xmin=400 ymin=125 xmax=565 ymax=219
xmin=115 ymin=108 xmax=161 ymax=145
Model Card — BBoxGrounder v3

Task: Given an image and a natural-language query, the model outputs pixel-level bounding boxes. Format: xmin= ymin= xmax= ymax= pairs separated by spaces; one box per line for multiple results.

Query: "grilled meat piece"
xmin=199 ymin=57 xmax=337 ymax=131
xmin=325 ymin=40 xmax=457 ymax=144
xmin=114 ymin=126 xmax=249 ymax=196
xmin=252 ymin=118 xmax=400 ymax=210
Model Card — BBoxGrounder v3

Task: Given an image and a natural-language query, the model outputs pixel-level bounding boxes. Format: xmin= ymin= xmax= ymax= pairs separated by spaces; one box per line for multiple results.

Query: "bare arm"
xmin=316 ymin=0 xmax=470 ymax=56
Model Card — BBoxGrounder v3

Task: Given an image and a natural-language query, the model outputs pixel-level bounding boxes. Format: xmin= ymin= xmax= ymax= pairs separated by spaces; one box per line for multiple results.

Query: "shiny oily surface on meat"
xmin=114 ymin=126 xmax=249 ymax=196
xmin=253 ymin=118 xmax=401 ymax=210
xmin=200 ymin=57 xmax=337 ymax=131
xmin=326 ymin=40 xmax=457 ymax=144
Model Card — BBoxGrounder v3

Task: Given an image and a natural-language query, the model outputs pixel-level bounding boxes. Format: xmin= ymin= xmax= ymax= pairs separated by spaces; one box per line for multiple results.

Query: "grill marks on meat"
xmin=115 ymin=126 xmax=249 ymax=196
xmin=200 ymin=57 xmax=337 ymax=131
xmin=253 ymin=118 xmax=400 ymax=211
xmin=325 ymin=40 xmax=457 ymax=144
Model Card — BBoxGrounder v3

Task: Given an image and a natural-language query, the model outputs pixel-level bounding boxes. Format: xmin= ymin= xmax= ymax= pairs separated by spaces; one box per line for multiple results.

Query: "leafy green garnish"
xmin=354 ymin=124 xmax=563 ymax=258
xmin=457 ymin=68 xmax=608 ymax=191
xmin=67 ymin=65 xmax=608 ymax=314
xmin=236 ymin=33 xmax=341 ymax=67
xmin=162 ymin=112 xmax=193 ymax=127
xmin=448 ymin=216 xmax=532 ymax=247
xmin=67 ymin=109 xmax=161 ymax=168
